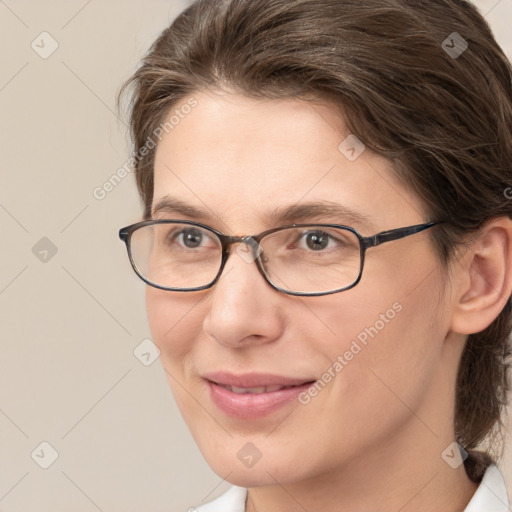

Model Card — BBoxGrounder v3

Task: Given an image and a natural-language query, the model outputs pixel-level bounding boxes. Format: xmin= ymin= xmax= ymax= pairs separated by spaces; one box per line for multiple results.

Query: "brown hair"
xmin=118 ymin=0 xmax=512 ymax=480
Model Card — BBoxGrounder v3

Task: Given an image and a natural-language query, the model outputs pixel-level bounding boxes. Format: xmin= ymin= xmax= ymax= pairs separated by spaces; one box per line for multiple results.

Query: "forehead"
xmin=152 ymin=91 xmax=425 ymax=232
xmin=155 ymin=90 xmax=346 ymax=172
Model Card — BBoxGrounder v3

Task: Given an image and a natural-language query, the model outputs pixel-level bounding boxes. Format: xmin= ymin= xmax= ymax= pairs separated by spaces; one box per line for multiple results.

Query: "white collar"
xmin=194 ymin=485 xmax=247 ymax=512
xmin=194 ymin=464 xmax=509 ymax=512
xmin=464 ymin=464 xmax=509 ymax=512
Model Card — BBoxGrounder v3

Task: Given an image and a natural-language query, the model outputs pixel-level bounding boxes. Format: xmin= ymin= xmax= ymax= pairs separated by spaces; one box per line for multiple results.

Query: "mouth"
xmin=215 ymin=383 xmax=310 ymax=394
xmin=203 ymin=372 xmax=316 ymax=419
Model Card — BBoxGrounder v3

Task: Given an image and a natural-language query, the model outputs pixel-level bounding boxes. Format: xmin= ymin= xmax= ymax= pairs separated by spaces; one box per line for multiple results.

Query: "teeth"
xmin=265 ymin=385 xmax=285 ymax=392
xmin=232 ymin=386 xmax=266 ymax=394
xmin=222 ymin=384 xmax=295 ymax=394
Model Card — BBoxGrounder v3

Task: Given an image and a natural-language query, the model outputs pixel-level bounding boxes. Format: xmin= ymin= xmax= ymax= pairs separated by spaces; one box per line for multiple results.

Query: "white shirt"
xmin=193 ymin=464 xmax=509 ymax=512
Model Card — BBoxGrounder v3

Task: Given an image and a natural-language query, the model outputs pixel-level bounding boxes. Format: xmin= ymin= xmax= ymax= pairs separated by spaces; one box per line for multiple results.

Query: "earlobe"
xmin=450 ymin=217 xmax=512 ymax=335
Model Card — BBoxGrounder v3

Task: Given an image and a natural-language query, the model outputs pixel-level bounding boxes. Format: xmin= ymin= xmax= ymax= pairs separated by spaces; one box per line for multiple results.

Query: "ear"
xmin=450 ymin=217 xmax=512 ymax=335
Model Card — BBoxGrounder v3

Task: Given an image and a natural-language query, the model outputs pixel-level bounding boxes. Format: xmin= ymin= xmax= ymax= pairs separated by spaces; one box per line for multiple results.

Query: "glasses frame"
xmin=119 ymin=219 xmax=442 ymax=296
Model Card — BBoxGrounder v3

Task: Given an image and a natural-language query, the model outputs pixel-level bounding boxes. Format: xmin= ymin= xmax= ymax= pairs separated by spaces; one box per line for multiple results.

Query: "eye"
xmin=177 ymin=228 xmax=205 ymax=248
xmin=296 ymin=229 xmax=350 ymax=251
xmin=163 ymin=226 xmax=218 ymax=250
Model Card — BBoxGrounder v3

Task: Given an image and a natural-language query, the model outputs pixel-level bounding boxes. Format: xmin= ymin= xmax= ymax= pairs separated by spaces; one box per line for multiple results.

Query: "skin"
xmin=146 ymin=89 xmax=512 ymax=512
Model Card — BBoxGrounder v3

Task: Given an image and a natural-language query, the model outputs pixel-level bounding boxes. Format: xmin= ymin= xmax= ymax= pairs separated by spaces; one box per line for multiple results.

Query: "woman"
xmin=118 ymin=0 xmax=512 ymax=510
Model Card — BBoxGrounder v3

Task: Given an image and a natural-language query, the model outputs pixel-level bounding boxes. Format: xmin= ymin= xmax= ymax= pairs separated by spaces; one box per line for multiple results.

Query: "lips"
xmin=203 ymin=372 xmax=316 ymax=419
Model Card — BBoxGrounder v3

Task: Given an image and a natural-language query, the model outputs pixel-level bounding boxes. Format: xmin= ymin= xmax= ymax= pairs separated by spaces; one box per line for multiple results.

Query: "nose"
xmin=202 ymin=242 xmax=285 ymax=348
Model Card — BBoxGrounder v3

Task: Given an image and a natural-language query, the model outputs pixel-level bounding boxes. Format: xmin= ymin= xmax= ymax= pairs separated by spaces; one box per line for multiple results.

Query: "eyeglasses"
xmin=119 ymin=219 xmax=441 ymax=296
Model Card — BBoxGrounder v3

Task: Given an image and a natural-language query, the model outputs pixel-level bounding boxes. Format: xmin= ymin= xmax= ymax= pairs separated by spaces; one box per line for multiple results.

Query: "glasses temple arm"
xmin=361 ymin=221 xmax=441 ymax=249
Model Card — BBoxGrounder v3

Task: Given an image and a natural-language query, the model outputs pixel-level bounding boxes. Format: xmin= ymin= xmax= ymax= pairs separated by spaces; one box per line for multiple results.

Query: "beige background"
xmin=0 ymin=1 xmax=511 ymax=510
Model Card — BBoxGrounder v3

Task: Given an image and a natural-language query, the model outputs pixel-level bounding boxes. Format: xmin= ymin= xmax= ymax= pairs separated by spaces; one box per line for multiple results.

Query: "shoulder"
xmin=191 ymin=486 xmax=248 ymax=512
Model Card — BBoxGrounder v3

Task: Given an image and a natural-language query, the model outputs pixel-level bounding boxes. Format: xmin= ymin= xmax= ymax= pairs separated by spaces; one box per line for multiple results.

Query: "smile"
xmin=204 ymin=372 xmax=316 ymax=419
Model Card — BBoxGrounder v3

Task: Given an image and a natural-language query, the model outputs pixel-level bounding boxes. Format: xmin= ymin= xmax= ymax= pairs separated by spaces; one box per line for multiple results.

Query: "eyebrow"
xmin=152 ymin=195 xmax=376 ymax=231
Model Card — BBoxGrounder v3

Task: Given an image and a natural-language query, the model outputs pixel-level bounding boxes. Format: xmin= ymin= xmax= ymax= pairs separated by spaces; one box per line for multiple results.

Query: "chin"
xmin=206 ymin=455 xmax=293 ymax=488
xmin=195 ymin=433 xmax=317 ymax=488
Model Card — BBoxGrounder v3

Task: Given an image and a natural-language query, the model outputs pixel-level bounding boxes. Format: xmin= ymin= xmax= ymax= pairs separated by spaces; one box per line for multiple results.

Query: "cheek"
xmin=304 ymin=263 xmax=445 ymax=411
xmin=145 ymin=288 xmax=211 ymax=419
xmin=145 ymin=287 xmax=204 ymax=367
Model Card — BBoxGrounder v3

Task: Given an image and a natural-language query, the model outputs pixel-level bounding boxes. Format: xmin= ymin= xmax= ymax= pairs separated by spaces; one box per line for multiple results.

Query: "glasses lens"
xmin=129 ymin=222 xmax=223 ymax=289
xmin=260 ymin=226 xmax=361 ymax=294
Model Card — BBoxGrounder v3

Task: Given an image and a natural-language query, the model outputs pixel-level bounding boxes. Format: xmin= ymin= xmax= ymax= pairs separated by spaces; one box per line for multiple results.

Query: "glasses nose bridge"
xmin=224 ymin=234 xmax=247 ymax=245
xmin=216 ymin=232 xmax=266 ymax=270
xmin=221 ymin=233 xmax=261 ymax=252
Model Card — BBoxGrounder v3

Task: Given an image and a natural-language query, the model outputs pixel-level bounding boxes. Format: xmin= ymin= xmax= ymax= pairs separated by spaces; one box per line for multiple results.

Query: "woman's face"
xmin=148 ymin=90 xmax=453 ymax=486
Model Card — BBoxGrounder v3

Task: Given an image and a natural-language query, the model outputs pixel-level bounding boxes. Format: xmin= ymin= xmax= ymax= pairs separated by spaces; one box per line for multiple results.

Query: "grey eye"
xmin=179 ymin=228 xmax=204 ymax=248
xmin=304 ymin=231 xmax=330 ymax=251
